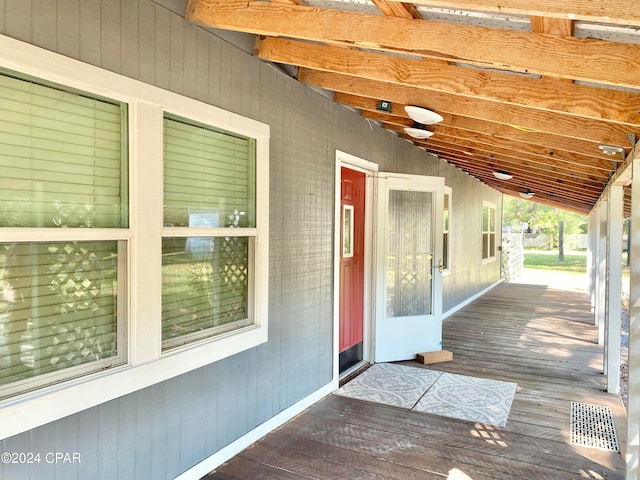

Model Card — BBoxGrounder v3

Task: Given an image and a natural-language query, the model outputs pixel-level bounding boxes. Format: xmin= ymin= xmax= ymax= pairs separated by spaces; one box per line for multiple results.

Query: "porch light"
xmin=519 ymin=191 xmax=535 ymax=199
xmin=493 ymin=170 xmax=513 ymax=180
xmin=404 ymin=106 xmax=443 ymax=125
xmin=599 ymin=144 xmax=625 ymax=159
xmin=404 ymin=126 xmax=434 ymax=139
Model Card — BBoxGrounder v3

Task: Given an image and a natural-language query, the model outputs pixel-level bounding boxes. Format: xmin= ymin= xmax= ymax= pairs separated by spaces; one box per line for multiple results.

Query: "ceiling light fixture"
xmin=519 ymin=191 xmax=535 ymax=199
xmin=599 ymin=144 xmax=625 ymax=157
xmin=404 ymin=127 xmax=434 ymax=139
xmin=493 ymin=170 xmax=513 ymax=180
xmin=404 ymin=106 xmax=443 ymax=125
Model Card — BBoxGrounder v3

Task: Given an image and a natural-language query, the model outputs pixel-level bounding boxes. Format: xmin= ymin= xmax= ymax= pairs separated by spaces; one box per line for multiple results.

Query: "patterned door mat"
xmin=570 ymin=402 xmax=620 ymax=452
xmin=335 ymin=363 xmax=517 ymax=427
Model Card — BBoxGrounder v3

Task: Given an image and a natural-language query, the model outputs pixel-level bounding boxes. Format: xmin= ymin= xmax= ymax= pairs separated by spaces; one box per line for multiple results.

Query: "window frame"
xmin=0 ymin=35 xmax=270 ymax=440
xmin=482 ymin=201 xmax=497 ymax=263
xmin=161 ymin=114 xmax=259 ymax=350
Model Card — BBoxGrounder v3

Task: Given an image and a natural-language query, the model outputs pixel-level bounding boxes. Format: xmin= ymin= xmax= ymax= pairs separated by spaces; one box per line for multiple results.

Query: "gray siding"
xmin=0 ymin=1 xmax=502 ymax=478
xmin=441 ymin=162 xmax=503 ymax=311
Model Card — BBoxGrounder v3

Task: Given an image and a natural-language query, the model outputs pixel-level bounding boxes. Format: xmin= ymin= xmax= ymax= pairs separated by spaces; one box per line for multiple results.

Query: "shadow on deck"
xmin=204 ymin=281 xmax=627 ymax=479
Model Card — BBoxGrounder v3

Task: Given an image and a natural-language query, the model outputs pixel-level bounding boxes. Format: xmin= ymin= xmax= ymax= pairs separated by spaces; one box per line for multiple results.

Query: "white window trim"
xmin=482 ymin=200 xmax=497 ymax=264
xmin=0 ymin=35 xmax=269 ymax=439
xmin=442 ymin=186 xmax=452 ymax=277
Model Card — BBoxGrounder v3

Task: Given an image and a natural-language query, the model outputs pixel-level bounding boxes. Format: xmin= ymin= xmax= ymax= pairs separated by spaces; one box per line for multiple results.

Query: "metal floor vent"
xmin=570 ymin=402 xmax=619 ymax=452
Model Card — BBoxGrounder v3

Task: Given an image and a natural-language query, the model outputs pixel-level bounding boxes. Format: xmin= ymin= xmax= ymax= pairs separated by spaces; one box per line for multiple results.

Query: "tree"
xmin=502 ymin=195 xmax=587 ymax=250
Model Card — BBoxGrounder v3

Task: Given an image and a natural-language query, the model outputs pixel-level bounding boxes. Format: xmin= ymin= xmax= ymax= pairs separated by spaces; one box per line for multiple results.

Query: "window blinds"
xmin=163 ymin=116 xmax=255 ymax=228
xmin=0 ymin=72 xmax=127 ymax=228
xmin=162 ymin=116 xmax=255 ymax=347
xmin=0 ymin=73 xmax=125 ymax=393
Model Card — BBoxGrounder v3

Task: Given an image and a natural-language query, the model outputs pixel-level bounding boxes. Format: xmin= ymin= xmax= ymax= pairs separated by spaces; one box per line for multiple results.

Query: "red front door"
xmin=339 ymin=167 xmax=365 ymax=372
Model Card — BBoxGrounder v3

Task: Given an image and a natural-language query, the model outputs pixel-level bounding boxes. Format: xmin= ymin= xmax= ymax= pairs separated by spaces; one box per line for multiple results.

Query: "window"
xmin=442 ymin=187 xmax=451 ymax=273
xmin=162 ymin=115 xmax=257 ymax=349
xmin=0 ymin=36 xmax=269 ymax=437
xmin=482 ymin=202 xmax=496 ymax=261
xmin=0 ymin=71 xmax=128 ymax=398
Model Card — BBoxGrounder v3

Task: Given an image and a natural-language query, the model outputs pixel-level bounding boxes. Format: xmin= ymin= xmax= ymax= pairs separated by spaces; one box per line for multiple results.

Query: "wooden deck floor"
xmin=204 ymin=282 xmax=627 ymax=479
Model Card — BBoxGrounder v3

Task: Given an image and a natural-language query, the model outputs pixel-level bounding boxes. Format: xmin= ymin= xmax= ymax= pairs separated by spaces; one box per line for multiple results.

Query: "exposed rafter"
xmin=333 ymin=93 xmax=620 ymax=160
xmin=256 ymin=36 xmax=640 ymax=126
xmin=186 ymin=0 xmax=640 ymax=88
xmin=391 ymin=0 xmax=640 ymax=27
xmin=298 ymin=69 xmax=635 ymax=146
xmin=185 ymin=0 xmax=640 ymax=214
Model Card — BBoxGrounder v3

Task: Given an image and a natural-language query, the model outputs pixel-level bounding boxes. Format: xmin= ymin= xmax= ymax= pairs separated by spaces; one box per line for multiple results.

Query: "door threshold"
xmin=339 ymin=361 xmax=371 ymax=387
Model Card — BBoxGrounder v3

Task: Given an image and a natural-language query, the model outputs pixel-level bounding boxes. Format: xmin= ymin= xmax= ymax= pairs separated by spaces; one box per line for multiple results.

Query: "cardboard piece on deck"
xmin=416 ymin=350 xmax=453 ymax=364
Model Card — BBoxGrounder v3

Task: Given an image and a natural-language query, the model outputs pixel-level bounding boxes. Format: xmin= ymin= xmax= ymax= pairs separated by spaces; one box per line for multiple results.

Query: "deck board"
xmin=203 ymin=282 xmax=627 ymax=479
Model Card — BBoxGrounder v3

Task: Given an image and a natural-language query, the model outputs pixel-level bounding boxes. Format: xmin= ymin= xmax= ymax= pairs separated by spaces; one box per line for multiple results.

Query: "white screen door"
xmin=374 ymin=174 xmax=444 ymax=362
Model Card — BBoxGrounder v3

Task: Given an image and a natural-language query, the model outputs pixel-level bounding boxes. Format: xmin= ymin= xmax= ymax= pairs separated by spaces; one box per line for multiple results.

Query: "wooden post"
xmin=606 ymin=185 xmax=623 ymax=394
xmin=627 ymin=156 xmax=640 ymax=479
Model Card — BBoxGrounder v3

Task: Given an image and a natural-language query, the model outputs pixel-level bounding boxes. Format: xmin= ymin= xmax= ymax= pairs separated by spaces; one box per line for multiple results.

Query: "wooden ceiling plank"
xmin=256 ymin=37 xmax=640 ymax=125
xmin=304 ymin=70 xmax=634 ymax=146
xmin=334 ymin=93 xmax=620 ymax=159
xmin=390 ymin=0 xmax=640 ymax=27
xmin=186 ymin=0 xmax=640 ymax=87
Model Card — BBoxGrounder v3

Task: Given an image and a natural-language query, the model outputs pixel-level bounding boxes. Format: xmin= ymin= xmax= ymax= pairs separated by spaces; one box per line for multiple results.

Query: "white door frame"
xmin=333 ymin=150 xmax=378 ymax=382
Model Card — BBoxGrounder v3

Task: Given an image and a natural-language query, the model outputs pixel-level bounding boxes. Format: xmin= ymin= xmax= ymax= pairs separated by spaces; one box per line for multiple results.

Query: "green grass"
xmin=523 ymin=251 xmax=587 ymax=274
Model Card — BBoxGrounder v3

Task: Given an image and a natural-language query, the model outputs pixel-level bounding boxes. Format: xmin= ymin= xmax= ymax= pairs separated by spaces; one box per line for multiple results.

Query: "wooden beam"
xmin=334 ymin=93 xmax=621 ymax=159
xmin=367 ymin=111 xmax=618 ymax=172
xmin=427 ymin=146 xmax=605 ymax=196
xmin=186 ymin=0 xmax=640 ymax=87
xmin=530 ymin=17 xmax=575 ymax=83
xmin=256 ymin=37 xmax=640 ymax=125
xmin=441 ymin=161 xmax=596 ymax=213
xmin=423 ymin=142 xmax=609 ymax=189
xmin=389 ymin=0 xmax=640 ymax=27
xmin=426 ymin=134 xmax=613 ymax=177
xmin=458 ymin=169 xmax=599 ymax=206
xmin=431 ymin=128 xmax=614 ymax=172
xmin=371 ymin=0 xmax=421 ymax=19
xmin=530 ymin=16 xmax=574 ymax=36
xmin=430 ymin=149 xmax=598 ymax=205
xmin=450 ymin=165 xmax=596 ymax=212
xmin=300 ymin=70 xmax=634 ymax=145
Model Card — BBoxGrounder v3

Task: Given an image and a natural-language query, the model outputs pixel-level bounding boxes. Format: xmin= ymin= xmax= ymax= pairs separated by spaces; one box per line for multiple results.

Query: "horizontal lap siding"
xmin=0 ymin=1 xmax=501 ymax=479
